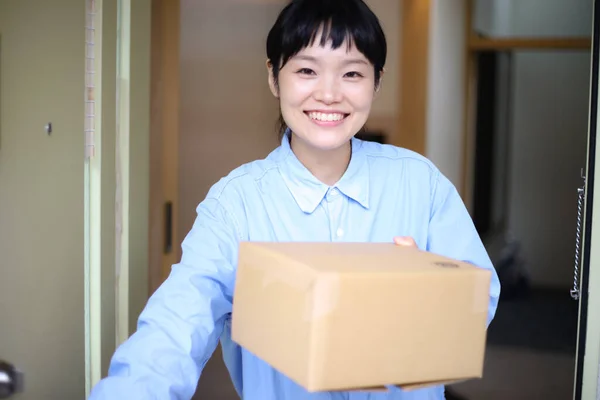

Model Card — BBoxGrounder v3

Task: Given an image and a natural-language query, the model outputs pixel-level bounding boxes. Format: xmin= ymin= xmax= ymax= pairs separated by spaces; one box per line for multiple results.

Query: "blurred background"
xmin=0 ymin=0 xmax=596 ymax=399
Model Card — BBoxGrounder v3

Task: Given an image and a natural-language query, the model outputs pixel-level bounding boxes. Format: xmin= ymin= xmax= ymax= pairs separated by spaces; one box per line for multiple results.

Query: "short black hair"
xmin=267 ymin=0 xmax=387 ymax=83
xmin=266 ymin=0 xmax=387 ymax=139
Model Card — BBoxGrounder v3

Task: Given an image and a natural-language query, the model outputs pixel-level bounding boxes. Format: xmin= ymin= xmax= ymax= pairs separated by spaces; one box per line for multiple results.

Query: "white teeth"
xmin=308 ymin=112 xmax=345 ymax=122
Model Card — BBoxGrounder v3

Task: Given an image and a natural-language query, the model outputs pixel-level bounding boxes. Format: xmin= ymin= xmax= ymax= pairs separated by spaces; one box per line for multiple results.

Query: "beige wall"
xmin=178 ymin=0 xmax=282 ymax=240
xmin=0 ymin=0 xmax=87 ymax=397
xmin=367 ymin=0 xmax=401 ymax=135
xmin=426 ymin=0 xmax=467 ymax=188
xmin=178 ymin=0 xmax=401 ymax=240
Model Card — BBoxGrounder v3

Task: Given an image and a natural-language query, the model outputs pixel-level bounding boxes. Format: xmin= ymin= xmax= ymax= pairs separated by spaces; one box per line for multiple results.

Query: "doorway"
xmin=451 ymin=0 xmax=594 ymax=399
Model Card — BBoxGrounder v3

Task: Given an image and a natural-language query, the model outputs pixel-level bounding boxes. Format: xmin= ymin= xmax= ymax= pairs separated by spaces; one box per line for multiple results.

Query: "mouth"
xmin=305 ymin=111 xmax=350 ymax=126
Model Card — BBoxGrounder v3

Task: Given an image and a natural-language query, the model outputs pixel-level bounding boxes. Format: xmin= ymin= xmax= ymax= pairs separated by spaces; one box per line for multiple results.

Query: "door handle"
xmin=571 ymin=170 xmax=586 ymax=301
xmin=164 ymin=201 xmax=173 ymax=254
xmin=0 ymin=361 xmax=24 ymax=398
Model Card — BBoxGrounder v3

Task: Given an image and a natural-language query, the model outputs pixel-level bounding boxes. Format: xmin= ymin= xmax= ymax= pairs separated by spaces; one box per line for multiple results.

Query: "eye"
xmin=296 ymin=68 xmax=316 ymax=75
xmin=344 ymin=71 xmax=364 ymax=79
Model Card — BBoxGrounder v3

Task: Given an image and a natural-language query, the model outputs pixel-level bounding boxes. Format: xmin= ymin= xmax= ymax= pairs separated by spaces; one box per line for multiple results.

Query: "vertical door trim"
xmin=149 ymin=0 xmax=180 ymax=294
xmin=115 ymin=0 xmax=131 ymax=347
xmin=85 ymin=0 xmax=104 ymax=393
xmin=86 ymin=0 xmax=120 ymax=394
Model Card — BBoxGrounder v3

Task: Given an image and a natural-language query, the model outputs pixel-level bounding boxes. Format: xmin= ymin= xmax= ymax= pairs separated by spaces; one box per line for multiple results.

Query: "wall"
xmin=474 ymin=0 xmax=591 ymax=38
xmin=399 ymin=0 xmax=469 ymax=191
xmin=0 ymin=0 xmax=87 ymax=397
xmin=366 ymin=0 xmax=401 ymax=136
xmin=426 ymin=0 xmax=467 ymax=187
xmin=178 ymin=0 xmax=285 ymax=242
xmin=508 ymin=0 xmax=591 ymax=38
xmin=472 ymin=0 xmax=512 ymax=37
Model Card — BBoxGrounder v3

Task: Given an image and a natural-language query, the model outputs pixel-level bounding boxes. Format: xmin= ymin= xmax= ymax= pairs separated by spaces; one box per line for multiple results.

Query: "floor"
xmin=449 ymin=288 xmax=578 ymax=400
xmin=449 ymin=346 xmax=575 ymax=400
xmin=193 ymin=289 xmax=579 ymax=400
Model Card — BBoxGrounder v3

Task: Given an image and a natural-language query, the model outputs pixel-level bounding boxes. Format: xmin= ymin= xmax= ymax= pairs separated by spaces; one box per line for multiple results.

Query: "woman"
xmin=90 ymin=0 xmax=500 ymax=399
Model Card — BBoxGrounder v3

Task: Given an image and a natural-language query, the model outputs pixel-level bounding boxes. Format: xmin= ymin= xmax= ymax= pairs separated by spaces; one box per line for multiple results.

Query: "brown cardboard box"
xmin=231 ymin=242 xmax=491 ymax=392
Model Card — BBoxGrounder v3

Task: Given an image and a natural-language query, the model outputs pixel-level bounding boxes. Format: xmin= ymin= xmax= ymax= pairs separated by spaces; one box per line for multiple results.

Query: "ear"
xmin=266 ymin=59 xmax=279 ymax=98
xmin=375 ymin=68 xmax=385 ymax=95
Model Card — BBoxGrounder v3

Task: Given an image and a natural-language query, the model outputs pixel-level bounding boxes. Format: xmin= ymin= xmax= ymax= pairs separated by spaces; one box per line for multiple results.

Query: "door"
xmin=0 ymin=0 xmax=87 ymax=398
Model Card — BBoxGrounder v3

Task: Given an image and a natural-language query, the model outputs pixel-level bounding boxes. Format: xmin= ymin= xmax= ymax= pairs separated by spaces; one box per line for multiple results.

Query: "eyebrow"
xmin=293 ymin=55 xmax=369 ymax=66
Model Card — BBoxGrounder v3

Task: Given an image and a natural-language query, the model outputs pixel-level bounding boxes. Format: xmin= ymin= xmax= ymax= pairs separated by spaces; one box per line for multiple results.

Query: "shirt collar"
xmin=276 ymin=130 xmax=370 ymax=214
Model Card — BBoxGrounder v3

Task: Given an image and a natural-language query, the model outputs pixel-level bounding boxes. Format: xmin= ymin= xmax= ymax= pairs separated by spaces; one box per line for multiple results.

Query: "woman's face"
xmin=269 ymin=39 xmax=379 ymax=152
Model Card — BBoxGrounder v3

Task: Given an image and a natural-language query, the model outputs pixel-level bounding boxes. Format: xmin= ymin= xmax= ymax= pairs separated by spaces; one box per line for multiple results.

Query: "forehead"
xmin=292 ymin=39 xmax=369 ymax=63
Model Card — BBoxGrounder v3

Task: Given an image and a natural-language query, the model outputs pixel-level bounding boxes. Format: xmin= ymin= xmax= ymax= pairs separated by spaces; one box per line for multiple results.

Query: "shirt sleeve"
xmin=89 ymin=197 xmax=240 ymax=400
xmin=426 ymin=171 xmax=501 ymax=327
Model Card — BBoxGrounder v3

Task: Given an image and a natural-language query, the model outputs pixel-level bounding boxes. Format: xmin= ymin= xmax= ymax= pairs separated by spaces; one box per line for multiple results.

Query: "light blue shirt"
xmin=90 ymin=132 xmax=500 ymax=400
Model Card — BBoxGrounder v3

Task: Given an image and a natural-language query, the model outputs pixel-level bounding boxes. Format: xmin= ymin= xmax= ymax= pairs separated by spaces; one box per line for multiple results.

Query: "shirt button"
xmin=336 ymin=228 xmax=344 ymax=238
xmin=327 ymin=189 xmax=338 ymax=202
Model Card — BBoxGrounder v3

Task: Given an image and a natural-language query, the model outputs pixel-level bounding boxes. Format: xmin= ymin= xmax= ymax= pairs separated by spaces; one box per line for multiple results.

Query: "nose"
xmin=313 ymin=76 xmax=342 ymax=104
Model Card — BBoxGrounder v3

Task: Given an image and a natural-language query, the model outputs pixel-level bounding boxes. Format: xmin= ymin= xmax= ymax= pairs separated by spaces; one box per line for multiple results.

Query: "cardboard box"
xmin=232 ymin=242 xmax=491 ymax=392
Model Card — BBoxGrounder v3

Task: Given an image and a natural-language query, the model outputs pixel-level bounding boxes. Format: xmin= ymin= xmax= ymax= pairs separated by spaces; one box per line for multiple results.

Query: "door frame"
xmin=576 ymin=2 xmax=600 ymax=398
xmin=86 ymin=0 xmax=152 ymax=395
xmin=86 ymin=0 xmax=119 ymax=392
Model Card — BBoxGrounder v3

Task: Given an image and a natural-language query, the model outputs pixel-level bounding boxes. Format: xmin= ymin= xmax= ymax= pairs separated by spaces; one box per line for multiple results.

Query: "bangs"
xmin=267 ymin=0 xmax=386 ymax=74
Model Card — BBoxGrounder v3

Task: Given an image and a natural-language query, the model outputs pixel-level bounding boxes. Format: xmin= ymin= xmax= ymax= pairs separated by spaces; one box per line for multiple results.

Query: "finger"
xmin=393 ymin=236 xmax=417 ymax=247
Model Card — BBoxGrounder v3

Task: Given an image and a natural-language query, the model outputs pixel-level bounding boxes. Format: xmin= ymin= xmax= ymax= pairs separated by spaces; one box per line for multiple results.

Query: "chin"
xmin=305 ymin=130 xmax=353 ymax=151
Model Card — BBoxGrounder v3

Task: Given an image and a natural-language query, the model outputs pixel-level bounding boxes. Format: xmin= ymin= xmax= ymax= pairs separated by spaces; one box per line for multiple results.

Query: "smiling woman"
xmin=89 ymin=1 xmax=500 ymax=399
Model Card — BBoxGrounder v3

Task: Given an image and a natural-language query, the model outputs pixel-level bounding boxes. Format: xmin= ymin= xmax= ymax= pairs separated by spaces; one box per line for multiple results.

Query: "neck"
xmin=289 ymin=134 xmax=352 ymax=186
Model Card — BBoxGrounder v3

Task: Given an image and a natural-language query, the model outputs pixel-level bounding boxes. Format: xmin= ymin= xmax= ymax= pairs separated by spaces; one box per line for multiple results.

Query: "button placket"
xmin=326 ymin=187 xmax=345 ymax=241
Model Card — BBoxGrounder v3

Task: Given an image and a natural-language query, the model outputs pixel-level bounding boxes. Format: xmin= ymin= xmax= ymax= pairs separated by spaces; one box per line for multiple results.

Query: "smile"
xmin=305 ymin=111 xmax=349 ymax=126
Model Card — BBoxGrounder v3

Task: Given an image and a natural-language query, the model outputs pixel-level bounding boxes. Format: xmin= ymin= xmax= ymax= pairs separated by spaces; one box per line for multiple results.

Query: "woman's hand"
xmin=393 ymin=236 xmax=418 ymax=248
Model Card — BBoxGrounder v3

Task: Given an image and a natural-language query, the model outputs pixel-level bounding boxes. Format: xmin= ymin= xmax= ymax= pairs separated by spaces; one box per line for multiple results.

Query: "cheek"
xmin=346 ymin=85 xmax=375 ymax=111
xmin=278 ymin=77 xmax=313 ymax=107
